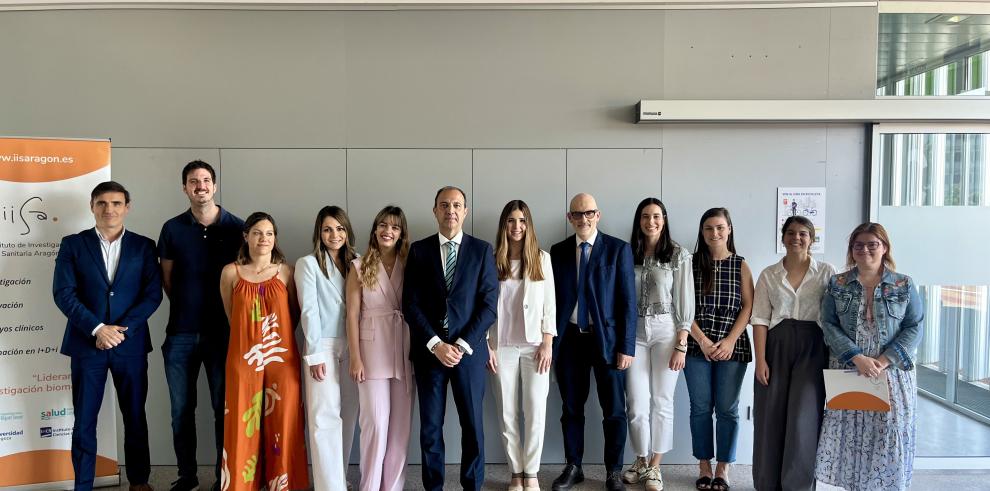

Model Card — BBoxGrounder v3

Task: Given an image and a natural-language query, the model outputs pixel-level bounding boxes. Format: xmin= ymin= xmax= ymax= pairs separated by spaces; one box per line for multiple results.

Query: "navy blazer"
xmin=53 ymin=228 xmax=163 ymax=358
xmin=402 ymin=233 xmax=498 ymax=364
xmin=550 ymin=232 xmax=636 ymax=364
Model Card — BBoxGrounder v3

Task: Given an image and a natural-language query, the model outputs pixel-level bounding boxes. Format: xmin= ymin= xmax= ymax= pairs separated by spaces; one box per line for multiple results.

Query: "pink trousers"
xmin=357 ymin=378 xmax=415 ymax=491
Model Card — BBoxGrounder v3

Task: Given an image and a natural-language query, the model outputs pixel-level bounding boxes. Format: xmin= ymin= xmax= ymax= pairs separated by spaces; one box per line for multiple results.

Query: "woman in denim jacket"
xmin=815 ymin=222 xmax=924 ymax=491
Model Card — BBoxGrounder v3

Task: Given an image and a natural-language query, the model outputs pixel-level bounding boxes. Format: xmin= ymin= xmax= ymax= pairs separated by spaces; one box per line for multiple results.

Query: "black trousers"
xmin=752 ymin=320 xmax=827 ymax=491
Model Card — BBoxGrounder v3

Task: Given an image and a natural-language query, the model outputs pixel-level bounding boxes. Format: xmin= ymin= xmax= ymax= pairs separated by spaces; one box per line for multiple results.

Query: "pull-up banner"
xmin=0 ymin=137 xmax=118 ymax=490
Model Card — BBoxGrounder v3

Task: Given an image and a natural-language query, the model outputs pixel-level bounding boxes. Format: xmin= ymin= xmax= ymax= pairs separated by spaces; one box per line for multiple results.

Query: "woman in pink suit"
xmin=346 ymin=205 xmax=415 ymax=491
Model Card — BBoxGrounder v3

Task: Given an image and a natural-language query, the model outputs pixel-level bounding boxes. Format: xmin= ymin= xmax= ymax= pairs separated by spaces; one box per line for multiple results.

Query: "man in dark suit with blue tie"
xmin=550 ymin=193 xmax=636 ymax=491
xmin=403 ymin=185 xmax=498 ymax=491
xmin=53 ymin=181 xmax=163 ymax=491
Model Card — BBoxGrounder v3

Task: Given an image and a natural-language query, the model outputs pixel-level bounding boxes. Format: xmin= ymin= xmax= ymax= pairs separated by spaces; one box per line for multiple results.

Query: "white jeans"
xmin=626 ymin=314 xmax=680 ymax=457
xmin=492 ymin=345 xmax=551 ymax=475
xmin=305 ymin=337 xmax=359 ymax=491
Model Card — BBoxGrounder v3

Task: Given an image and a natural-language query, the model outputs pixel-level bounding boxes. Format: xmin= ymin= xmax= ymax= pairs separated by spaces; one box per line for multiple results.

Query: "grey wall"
xmin=0 ymin=6 xmax=877 ymax=467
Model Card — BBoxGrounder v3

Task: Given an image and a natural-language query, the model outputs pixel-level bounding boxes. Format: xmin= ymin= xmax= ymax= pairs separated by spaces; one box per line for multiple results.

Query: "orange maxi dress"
xmin=222 ymin=267 xmax=309 ymax=491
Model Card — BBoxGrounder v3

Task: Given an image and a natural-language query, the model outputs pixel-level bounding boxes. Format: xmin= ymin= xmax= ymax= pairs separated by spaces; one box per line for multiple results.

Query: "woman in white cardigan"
xmin=294 ymin=205 xmax=360 ymax=491
xmin=486 ymin=200 xmax=556 ymax=491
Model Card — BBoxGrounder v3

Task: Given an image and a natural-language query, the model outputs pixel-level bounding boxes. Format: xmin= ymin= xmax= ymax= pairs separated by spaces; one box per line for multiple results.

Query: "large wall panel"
xmin=0 ymin=11 xmax=348 ymax=148
xmin=664 ymin=8 xmax=830 ymax=99
xmin=219 ymin=149 xmax=347 ymax=263
xmin=343 ymin=10 xmax=664 ymax=149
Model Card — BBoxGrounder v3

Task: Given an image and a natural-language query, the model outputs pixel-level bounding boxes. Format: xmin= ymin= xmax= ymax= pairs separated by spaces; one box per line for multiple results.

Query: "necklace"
xmin=253 ymin=263 xmax=274 ymax=275
xmin=382 ymin=258 xmax=396 ymax=275
xmin=712 ymin=253 xmax=731 ymax=272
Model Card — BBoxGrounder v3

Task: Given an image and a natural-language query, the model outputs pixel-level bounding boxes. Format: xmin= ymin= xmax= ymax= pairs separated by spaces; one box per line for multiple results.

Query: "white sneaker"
xmin=643 ymin=466 xmax=663 ymax=491
xmin=622 ymin=457 xmax=649 ymax=484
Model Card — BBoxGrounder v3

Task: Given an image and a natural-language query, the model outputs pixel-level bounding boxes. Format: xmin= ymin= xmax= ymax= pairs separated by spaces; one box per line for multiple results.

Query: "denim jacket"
xmin=819 ymin=267 xmax=924 ymax=371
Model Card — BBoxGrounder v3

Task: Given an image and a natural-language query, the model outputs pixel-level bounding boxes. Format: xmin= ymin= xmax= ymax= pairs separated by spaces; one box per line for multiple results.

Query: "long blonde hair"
xmin=359 ymin=206 xmax=410 ymax=289
xmin=494 ymin=200 xmax=544 ymax=281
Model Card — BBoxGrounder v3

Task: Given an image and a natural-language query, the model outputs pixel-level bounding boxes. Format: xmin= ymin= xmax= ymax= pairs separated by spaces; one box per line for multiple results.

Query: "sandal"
xmin=711 ymin=477 xmax=730 ymax=491
xmin=508 ymin=472 xmax=524 ymax=491
xmin=695 ymin=476 xmax=712 ymax=490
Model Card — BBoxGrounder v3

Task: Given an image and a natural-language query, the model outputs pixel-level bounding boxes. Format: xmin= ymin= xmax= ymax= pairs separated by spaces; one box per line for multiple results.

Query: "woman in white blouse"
xmin=294 ymin=205 xmax=360 ymax=491
xmin=621 ymin=198 xmax=695 ymax=491
xmin=750 ymin=215 xmax=836 ymax=491
xmin=485 ymin=200 xmax=556 ymax=491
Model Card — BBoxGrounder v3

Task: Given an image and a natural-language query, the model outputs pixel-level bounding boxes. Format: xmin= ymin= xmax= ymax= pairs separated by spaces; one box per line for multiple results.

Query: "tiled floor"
xmin=120 ymin=464 xmax=990 ymax=490
xmin=916 ymin=394 xmax=990 ymax=457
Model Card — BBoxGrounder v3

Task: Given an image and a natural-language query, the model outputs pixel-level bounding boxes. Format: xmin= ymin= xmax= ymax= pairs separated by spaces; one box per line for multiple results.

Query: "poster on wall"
xmin=0 ymin=137 xmax=118 ymax=490
xmin=776 ymin=187 xmax=825 ymax=254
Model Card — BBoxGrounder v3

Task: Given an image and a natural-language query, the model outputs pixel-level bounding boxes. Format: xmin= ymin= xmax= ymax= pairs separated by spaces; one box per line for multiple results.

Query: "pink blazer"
xmin=352 ymin=258 xmax=414 ymax=389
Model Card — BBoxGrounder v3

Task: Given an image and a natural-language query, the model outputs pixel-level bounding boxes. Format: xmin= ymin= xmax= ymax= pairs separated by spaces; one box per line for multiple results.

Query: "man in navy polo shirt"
xmin=158 ymin=160 xmax=244 ymax=491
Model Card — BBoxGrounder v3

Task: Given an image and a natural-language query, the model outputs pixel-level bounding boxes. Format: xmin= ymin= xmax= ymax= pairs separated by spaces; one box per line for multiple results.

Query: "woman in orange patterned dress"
xmin=219 ymin=212 xmax=309 ymax=491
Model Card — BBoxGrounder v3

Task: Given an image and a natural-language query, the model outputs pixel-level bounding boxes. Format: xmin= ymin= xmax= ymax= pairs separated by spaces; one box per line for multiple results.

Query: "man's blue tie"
xmin=577 ymin=241 xmax=590 ymax=332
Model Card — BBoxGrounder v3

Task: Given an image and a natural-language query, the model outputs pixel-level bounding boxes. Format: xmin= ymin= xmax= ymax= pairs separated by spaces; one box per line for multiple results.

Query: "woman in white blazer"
xmin=486 ymin=200 xmax=556 ymax=491
xmin=294 ymin=205 xmax=360 ymax=491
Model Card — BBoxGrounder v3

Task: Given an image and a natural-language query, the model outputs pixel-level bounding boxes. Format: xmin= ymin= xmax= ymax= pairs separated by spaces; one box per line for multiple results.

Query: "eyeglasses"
xmin=568 ymin=209 xmax=598 ymax=220
xmin=852 ymin=241 xmax=882 ymax=252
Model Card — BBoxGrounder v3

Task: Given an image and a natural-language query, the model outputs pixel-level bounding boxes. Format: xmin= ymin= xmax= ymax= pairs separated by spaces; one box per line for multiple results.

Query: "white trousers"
xmin=358 ymin=378 xmax=415 ymax=491
xmin=304 ymin=337 xmax=359 ymax=491
xmin=492 ymin=344 xmax=551 ymax=475
xmin=626 ymin=315 xmax=680 ymax=457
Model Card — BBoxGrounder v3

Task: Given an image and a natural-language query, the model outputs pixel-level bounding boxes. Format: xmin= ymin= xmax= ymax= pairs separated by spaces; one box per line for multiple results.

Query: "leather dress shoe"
xmin=551 ymin=464 xmax=584 ymax=490
xmin=605 ymin=470 xmax=627 ymax=491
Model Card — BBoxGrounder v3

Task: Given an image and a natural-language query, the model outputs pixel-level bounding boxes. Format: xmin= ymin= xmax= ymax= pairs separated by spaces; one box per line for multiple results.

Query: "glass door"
xmin=871 ymin=124 xmax=990 ymax=462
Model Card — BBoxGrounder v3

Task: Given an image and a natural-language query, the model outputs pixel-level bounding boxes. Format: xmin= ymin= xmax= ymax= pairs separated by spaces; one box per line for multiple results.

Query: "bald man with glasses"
xmin=549 ymin=193 xmax=636 ymax=491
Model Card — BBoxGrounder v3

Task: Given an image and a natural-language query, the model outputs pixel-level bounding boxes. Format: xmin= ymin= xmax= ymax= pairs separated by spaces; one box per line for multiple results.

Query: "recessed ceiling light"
xmin=926 ymin=14 xmax=971 ymax=24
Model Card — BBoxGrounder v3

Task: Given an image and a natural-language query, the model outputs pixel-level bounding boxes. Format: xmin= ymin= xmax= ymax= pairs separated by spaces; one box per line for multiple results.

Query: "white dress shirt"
xmin=750 ymin=257 xmax=837 ymax=330
xmin=570 ymin=229 xmax=598 ymax=325
xmin=92 ymin=227 xmax=125 ymax=335
xmin=426 ymin=230 xmax=474 ymax=355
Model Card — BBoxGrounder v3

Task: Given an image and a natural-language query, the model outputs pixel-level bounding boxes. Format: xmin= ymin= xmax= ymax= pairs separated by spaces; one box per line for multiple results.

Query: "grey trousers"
xmin=752 ymin=320 xmax=827 ymax=491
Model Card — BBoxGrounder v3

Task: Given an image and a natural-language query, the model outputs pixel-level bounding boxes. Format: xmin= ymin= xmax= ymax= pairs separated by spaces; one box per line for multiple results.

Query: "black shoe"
xmin=168 ymin=478 xmax=198 ymax=491
xmin=605 ymin=471 xmax=626 ymax=491
xmin=551 ymin=464 xmax=584 ymax=490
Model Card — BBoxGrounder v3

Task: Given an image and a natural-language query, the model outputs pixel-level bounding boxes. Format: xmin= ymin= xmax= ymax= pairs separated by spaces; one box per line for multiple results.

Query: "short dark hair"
xmin=433 ymin=185 xmax=467 ymax=207
xmin=90 ymin=181 xmax=130 ymax=204
xmin=181 ymin=160 xmax=217 ymax=184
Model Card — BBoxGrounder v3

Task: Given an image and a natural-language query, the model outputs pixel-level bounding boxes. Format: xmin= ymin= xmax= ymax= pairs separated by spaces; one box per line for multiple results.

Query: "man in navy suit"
xmin=403 ymin=185 xmax=498 ymax=491
xmin=53 ymin=181 xmax=163 ymax=491
xmin=550 ymin=193 xmax=636 ymax=491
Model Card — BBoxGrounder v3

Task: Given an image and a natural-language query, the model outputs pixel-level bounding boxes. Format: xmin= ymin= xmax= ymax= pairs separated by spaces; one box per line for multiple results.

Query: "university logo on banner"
xmin=0 ymin=137 xmax=118 ymax=489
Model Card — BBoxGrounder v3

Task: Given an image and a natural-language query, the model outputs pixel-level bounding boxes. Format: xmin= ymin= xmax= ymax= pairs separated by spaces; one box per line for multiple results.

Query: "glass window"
xmin=878 ymin=14 xmax=990 ymax=97
xmin=880 ymin=133 xmax=990 ymax=206
xmin=917 ymin=285 xmax=990 ymax=425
